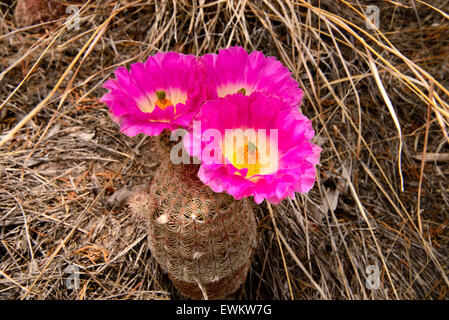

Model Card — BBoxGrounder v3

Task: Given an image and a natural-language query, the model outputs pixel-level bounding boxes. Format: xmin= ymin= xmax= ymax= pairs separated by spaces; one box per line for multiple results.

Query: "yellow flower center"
xmin=217 ymin=84 xmax=254 ymax=98
xmin=137 ymin=89 xmax=187 ymax=114
xmin=222 ymin=129 xmax=279 ymax=179
xmin=232 ymin=141 xmax=263 ymax=177
xmin=155 ymin=90 xmax=173 ymax=110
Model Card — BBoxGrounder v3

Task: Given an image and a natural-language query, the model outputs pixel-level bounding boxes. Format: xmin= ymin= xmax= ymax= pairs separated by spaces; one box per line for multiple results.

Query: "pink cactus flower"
xmin=202 ymin=46 xmax=304 ymax=109
xmin=101 ymin=52 xmax=207 ymax=136
xmin=184 ymin=92 xmax=321 ymax=204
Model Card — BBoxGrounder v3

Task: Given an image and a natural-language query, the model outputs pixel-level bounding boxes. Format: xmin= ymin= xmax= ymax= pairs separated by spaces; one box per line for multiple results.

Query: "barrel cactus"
xmin=129 ymin=159 xmax=257 ymax=299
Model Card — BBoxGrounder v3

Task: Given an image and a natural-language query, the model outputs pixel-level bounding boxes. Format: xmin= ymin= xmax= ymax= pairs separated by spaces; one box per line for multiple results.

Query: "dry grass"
xmin=1 ymin=0 xmax=448 ymax=300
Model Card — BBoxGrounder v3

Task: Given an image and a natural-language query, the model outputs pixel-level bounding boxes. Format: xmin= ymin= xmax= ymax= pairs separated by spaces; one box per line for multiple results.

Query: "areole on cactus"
xmin=101 ymin=46 xmax=320 ymax=299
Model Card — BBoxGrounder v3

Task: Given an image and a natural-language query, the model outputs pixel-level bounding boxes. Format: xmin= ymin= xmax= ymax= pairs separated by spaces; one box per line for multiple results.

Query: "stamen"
xmin=156 ymin=90 xmax=167 ymax=100
xmin=237 ymin=88 xmax=246 ymax=95
xmin=155 ymin=90 xmax=173 ymax=110
xmin=232 ymin=141 xmax=261 ymax=177
xmin=247 ymin=141 xmax=257 ymax=153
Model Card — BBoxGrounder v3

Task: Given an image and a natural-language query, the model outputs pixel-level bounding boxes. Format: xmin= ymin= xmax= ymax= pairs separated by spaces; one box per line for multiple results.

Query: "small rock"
xmin=14 ymin=0 xmax=63 ymax=28
xmin=107 ymin=187 xmax=132 ymax=209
